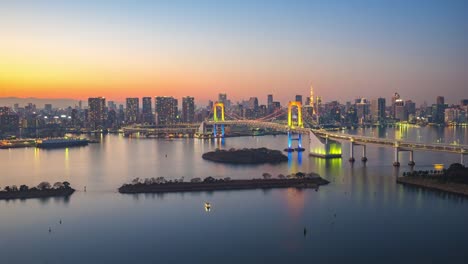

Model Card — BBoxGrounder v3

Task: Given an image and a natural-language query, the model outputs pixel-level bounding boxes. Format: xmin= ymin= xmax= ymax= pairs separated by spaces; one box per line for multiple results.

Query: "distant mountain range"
xmin=0 ymin=97 xmax=81 ymax=109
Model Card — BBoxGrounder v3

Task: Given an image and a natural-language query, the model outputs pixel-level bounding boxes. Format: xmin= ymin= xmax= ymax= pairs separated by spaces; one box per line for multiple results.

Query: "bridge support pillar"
xmin=361 ymin=145 xmax=367 ymax=162
xmin=349 ymin=142 xmax=355 ymax=162
xmin=408 ymin=150 xmax=415 ymax=166
xmin=461 ymin=153 xmax=465 ymax=165
xmin=393 ymin=147 xmax=400 ymax=167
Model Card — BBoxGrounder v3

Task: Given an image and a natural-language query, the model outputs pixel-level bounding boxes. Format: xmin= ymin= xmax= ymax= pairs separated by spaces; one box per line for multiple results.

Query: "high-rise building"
xmin=44 ymin=104 xmax=52 ymax=113
xmin=437 ymin=96 xmax=445 ymax=106
xmin=218 ymin=93 xmax=227 ymax=104
xmin=295 ymin=95 xmax=303 ymax=105
xmin=432 ymin=96 xmax=446 ymax=124
xmin=88 ymin=97 xmax=106 ymax=130
xmin=125 ymin=98 xmax=139 ymax=124
xmin=155 ymin=96 xmax=178 ymax=125
xmin=267 ymin=94 xmax=273 ymax=113
xmin=356 ymin=98 xmax=370 ymax=122
xmin=182 ymin=96 xmax=195 ymax=123
xmin=371 ymin=98 xmax=386 ymax=123
xmin=394 ymin=99 xmax=407 ymax=121
xmin=248 ymin=97 xmax=259 ymax=111
xmin=391 ymin=92 xmax=401 ymax=118
xmin=108 ymin=101 xmax=117 ymax=111
xmin=405 ymin=100 xmax=416 ymax=117
xmin=142 ymin=97 xmax=153 ymax=124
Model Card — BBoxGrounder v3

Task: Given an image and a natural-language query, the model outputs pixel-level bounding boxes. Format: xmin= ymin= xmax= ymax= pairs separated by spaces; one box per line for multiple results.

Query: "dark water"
xmin=0 ymin=126 xmax=467 ymax=264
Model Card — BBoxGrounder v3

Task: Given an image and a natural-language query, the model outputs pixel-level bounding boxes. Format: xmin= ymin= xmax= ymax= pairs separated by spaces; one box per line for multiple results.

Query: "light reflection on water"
xmin=0 ymin=126 xmax=467 ymax=263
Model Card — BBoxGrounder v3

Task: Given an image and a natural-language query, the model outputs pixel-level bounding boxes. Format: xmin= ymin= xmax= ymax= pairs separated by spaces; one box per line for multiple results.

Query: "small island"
xmin=0 ymin=181 xmax=75 ymax=200
xmin=118 ymin=172 xmax=329 ymax=194
xmin=397 ymin=163 xmax=468 ymax=197
xmin=202 ymin=148 xmax=288 ymax=164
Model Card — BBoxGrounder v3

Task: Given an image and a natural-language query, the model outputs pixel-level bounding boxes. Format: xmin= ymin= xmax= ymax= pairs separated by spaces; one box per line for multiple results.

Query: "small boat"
xmin=204 ymin=202 xmax=211 ymax=211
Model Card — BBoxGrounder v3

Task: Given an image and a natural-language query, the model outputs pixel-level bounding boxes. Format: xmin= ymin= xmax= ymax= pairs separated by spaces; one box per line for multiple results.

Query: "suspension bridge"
xmin=123 ymin=101 xmax=468 ymax=166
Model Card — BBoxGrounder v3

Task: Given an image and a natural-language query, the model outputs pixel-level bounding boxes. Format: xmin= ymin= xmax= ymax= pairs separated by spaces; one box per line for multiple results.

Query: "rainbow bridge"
xmin=123 ymin=101 xmax=468 ymax=166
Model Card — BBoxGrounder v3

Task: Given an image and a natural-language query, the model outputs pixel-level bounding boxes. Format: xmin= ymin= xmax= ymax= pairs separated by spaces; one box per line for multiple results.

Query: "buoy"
xmin=49 ymin=227 xmax=51 ymax=233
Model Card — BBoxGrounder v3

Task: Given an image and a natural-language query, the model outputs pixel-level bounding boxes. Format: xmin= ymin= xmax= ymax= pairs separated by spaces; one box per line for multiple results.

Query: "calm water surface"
xmin=0 ymin=126 xmax=467 ymax=264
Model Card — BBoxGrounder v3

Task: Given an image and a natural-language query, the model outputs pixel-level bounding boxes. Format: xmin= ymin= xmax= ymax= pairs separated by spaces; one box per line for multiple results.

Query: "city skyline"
xmin=1 ymin=1 xmax=467 ymax=104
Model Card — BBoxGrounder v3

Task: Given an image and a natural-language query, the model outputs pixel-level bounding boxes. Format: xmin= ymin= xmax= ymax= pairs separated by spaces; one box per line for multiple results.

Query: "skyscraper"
xmin=391 ymin=92 xmax=400 ymax=118
xmin=182 ymin=96 xmax=195 ymax=123
xmin=267 ymin=94 xmax=273 ymax=113
xmin=433 ymin=96 xmax=446 ymax=124
xmin=142 ymin=97 xmax=153 ymax=124
xmin=125 ymin=98 xmax=139 ymax=124
xmin=437 ymin=96 xmax=445 ymax=105
xmin=295 ymin=95 xmax=303 ymax=105
xmin=88 ymin=97 xmax=106 ymax=130
xmin=218 ymin=93 xmax=227 ymax=104
xmin=155 ymin=96 xmax=178 ymax=125
xmin=371 ymin=98 xmax=386 ymax=123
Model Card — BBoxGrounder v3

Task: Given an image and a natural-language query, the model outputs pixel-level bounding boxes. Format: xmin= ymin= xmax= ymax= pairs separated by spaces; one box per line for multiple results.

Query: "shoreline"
xmin=0 ymin=188 xmax=75 ymax=200
xmin=396 ymin=177 xmax=468 ymax=197
xmin=119 ymin=178 xmax=329 ymax=194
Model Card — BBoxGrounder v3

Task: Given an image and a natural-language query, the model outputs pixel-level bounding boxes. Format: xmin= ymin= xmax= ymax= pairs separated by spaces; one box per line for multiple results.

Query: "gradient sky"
xmin=1 ymin=0 xmax=467 ymax=105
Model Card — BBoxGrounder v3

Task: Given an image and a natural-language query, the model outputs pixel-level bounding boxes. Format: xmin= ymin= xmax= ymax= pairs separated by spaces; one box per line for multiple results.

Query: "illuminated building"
xmin=355 ymin=98 xmax=370 ymax=122
xmin=182 ymin=96 xmax=195 ymax=123
xmin=142 ymin=97 xmax=153 ymax=124
xmin=155 ymin=96 xmax=178 ymax=125
xmin=88 ymin=97 xmax=106 ymax=130
xmin=371 ymin=98 xmax=386 ymax=123
xmin=125 ymin=98 xmax=139 ymax=124
xmin=391 ymin=92 xmax=400 ymax=118
xmin=394 ymin=99 xmax=407 ymax=121
xmin=432 ymin=96 xmax=446 ymax=124
xmin=0 ymin=107 xmax=19 ymax=133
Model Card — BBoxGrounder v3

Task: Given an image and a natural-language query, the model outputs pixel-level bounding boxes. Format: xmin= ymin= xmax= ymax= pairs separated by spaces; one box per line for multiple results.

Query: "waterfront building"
xmin=182 ymin=96 xmax=195 ymax=123
xmin=155 ymin=96 xmax=178 ymax=125
xmin=142 ymin=97 xmax=153 ymax=124
xmin=371 ymin=98 xmax=386 ymax=123
xmin=88 ymin=97 xmax=106 ymax=130
xmin=125 ymin=98 xmax=139 ymax=124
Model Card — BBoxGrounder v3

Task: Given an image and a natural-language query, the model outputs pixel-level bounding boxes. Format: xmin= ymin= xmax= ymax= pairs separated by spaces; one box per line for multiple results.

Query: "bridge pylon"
xmin=284 ymin=101 xmax=305 ymax=152
xmin=213 ymin=102 xmax=225 ymax=138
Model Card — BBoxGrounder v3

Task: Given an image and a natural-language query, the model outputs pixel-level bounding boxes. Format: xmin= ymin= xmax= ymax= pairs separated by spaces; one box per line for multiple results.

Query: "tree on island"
xmin=53 ymin=182 xmax=64 ymax=189
xmin=37 ymin=182 xmax=51 ymax=190
xmin=19 ymin=185 xmax=29 ymax=192
xmin=262 ymin=173 xmax=272 ymax=179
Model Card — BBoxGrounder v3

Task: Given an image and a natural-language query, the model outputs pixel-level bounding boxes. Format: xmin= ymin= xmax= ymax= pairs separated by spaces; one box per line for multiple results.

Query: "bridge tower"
xmin=213 ymin=102 xmax=225 ymax=138
xmin=285 ymin=101 xmax=305 ymax=152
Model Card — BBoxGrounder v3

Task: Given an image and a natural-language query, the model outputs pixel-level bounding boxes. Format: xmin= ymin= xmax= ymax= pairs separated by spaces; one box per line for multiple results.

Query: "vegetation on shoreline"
xmin=398 ymin=163 xmax=468 ymax=197
xmin=118 ymin=172 xmax=328 ymax=194
xmin=402 ymin=163 xmax=468 ymax=184
xmin=202 ymin=148 xmax=288 ymax=164
xmin=0 ymin=181 xmax=75 ymax=200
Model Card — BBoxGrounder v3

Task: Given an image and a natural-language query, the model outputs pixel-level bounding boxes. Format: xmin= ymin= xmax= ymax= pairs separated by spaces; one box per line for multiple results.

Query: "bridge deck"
xmin=124 ymin=121 xmax=467 ymax=154
xmin=313 ymin=130 xmax=468 ymax=154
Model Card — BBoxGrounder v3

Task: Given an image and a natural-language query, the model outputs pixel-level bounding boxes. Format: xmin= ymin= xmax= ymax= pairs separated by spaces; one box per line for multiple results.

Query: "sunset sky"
xmin=1 ymin=0 xmax=467 ymax=105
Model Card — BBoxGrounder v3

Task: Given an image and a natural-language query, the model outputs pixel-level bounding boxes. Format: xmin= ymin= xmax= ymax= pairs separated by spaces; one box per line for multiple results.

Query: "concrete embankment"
xmin=397 ymin=177 xmax=468 ymax=197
